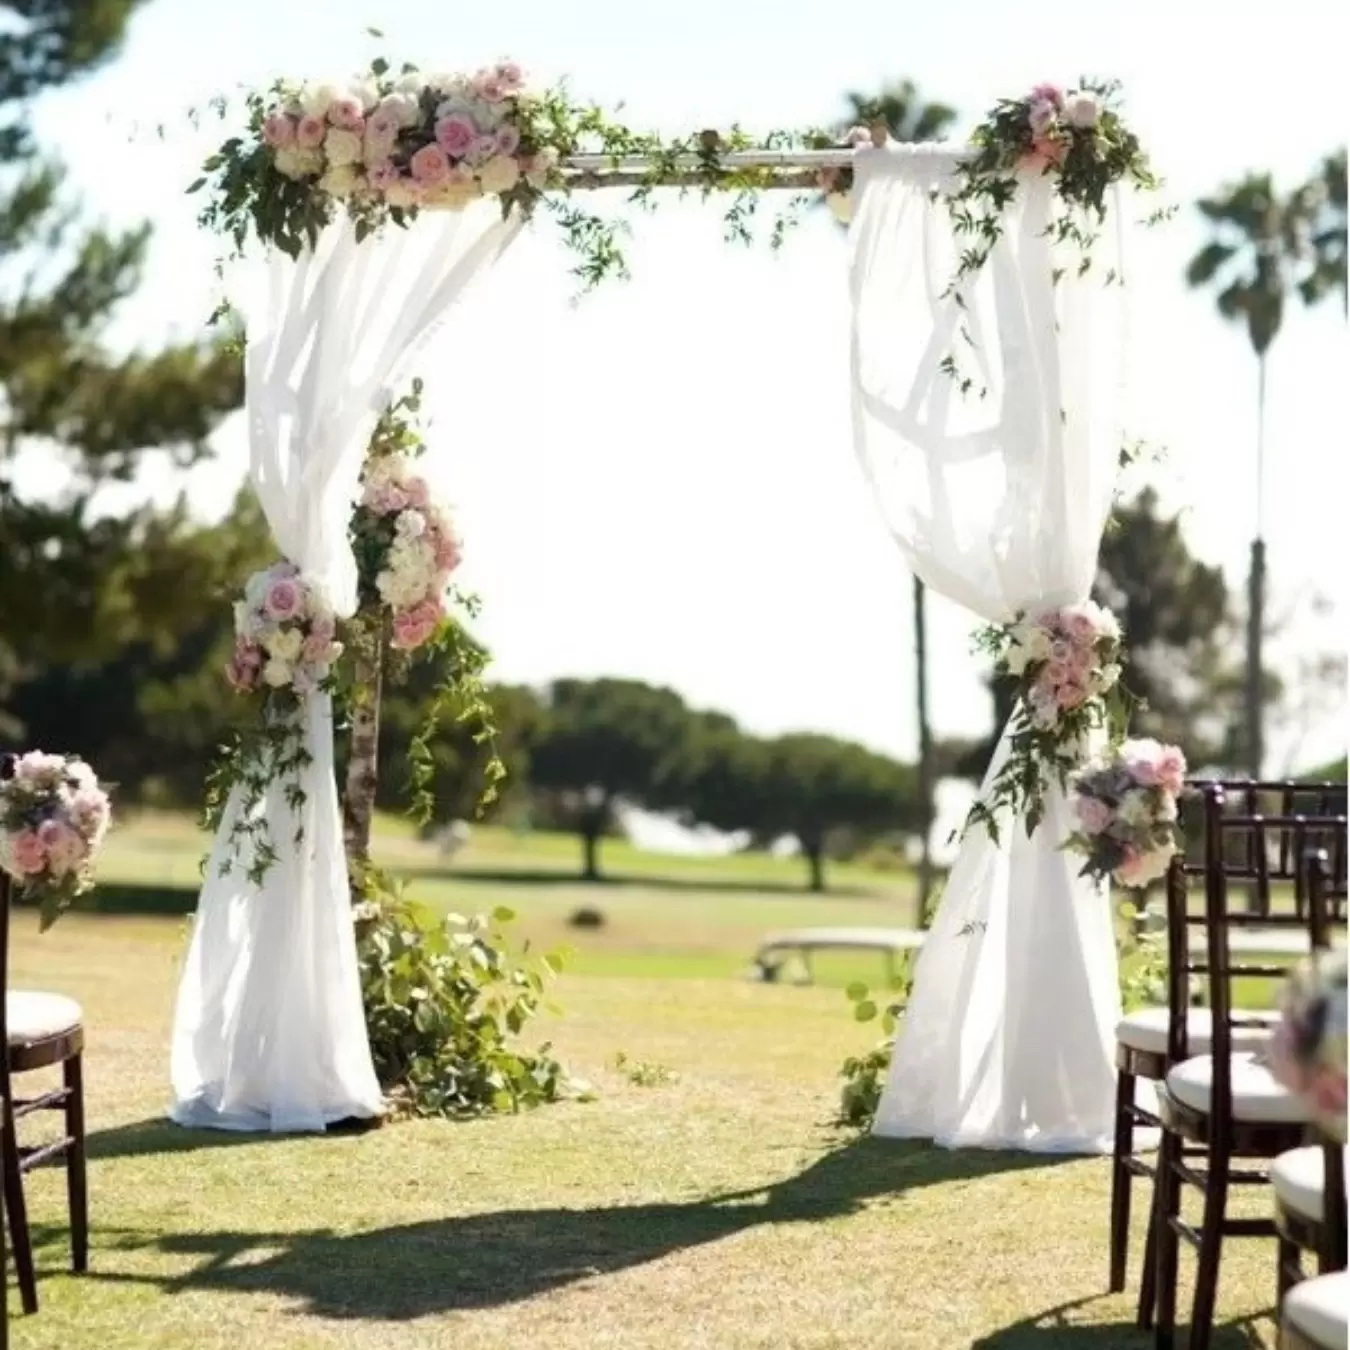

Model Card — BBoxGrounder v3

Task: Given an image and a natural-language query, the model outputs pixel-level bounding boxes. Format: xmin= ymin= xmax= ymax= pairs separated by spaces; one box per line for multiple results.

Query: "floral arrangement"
xmin=1268 ymin=949 xmax=1347 ymax=1141
xmin=0 ymin=752 xmax=111 ymax=929
xmin=965 ymin=600 xmax=1127 ymax=841
xmin=946 ymin=78 xmax=1159 ymax=292
xmin=812 ymin=124 xmax=872 ymax=225
xmin=352 ymin=454 xmax=463 ymax=653
xmin=1061 ymin=738 xmax=1187 ymax=888
xmin=228 ymin=561 xmax=343 ymax=698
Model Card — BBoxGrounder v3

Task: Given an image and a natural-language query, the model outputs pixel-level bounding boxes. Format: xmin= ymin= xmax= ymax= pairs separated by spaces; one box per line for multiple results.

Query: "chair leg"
xmin=65 ymin=1053 xmax=89 ymax=1273
xmin=1284 ymin=1235 xmax=1305 ymax=1290
xmin=1109 ymin=1067 xmax=1135 ymax=1293
xmin=1 ymin=1094 xmax=37 ymax=1315
xmin=1153 ymin=1127 xmax=1182 ymax=1350
xmin=1136 ymin=1161 xmax=1161 ymax=1328
xmin=1188 ymin=1145 xmax=1230 ymax=1350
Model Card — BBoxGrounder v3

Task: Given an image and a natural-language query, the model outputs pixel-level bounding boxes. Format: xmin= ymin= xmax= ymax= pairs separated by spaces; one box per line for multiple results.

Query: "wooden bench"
xmin=753 ymin=927 xmax=927 ymax=985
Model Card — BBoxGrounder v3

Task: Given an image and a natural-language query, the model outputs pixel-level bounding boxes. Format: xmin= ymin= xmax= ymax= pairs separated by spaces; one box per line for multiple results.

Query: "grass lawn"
xmin=5 ymin=814 xmax=1286 ymax=1347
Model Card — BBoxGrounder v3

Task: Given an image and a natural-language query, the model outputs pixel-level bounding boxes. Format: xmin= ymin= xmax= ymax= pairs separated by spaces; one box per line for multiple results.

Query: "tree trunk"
xmin=343 ymin=626 xmax=384 ymax=906
xmin=581 ymin=826 xmax=602 ymax=882
xmin=804 ymin=840 xmax=826 ymax=893
xmin=1245 ymin=356 xmax=1267 ymax=780
xmin=913 ymin=574 xmax=936 ymax=922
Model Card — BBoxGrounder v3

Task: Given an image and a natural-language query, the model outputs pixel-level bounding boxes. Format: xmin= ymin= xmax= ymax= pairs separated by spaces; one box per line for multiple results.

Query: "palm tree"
xmin=1298 ymin=149 xmax=1347 ymax=314
xmin=1186 ymin=169 xmax=1338 ymax=777
xmin=832 ymin=81 xmax=957 ymax=917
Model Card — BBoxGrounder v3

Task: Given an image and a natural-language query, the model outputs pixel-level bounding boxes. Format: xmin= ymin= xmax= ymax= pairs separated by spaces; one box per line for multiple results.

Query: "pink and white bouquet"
xmin=966 ymin=600 xmax=1128 ymax=840
xmin=1062 ymin=738 xmax=1187 ymax=888
xmin=257 ymin=62 xmax=557 ymax=218
xmin=1268 ymin=949 xmax=1347 ymax=1141
xmin=227 ymin=561 xmax=343 ymax=700
xmin=0 ymin=751 xmax=111 ymax=929
xmin=352 ymin=455 xmax=463 ymax=652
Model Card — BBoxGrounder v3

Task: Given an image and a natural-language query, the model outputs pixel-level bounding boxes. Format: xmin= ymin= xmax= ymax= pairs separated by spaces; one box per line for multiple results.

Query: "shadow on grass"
xmin=47 ymin=1137 xmax=1065 ymax=1320
xmin=971 ymin=1296 xmax=1268 ymax=1348
xmin=398 ymin=862 xmax=897 ymax=902
xmin=84 ymin=1114 xmax=381 ymax=1162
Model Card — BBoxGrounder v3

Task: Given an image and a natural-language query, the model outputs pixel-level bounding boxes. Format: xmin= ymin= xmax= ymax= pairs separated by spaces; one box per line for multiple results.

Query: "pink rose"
xmin=1129 ymin=757 xmax=1162 ymax=787
xmin=70 ymin=790 xmax=110 ymax=838
xmin=494 ymin=123 xmax=521 ymax=157
xmin=42 ymin=821 xmax=86 ymax=875
xmin=367 ymin=161 xmax=400 ymax=191
xmin=1115 ymin=847 xmax=1145 ymax=888
xmin=476 ymin=73 xmax=507 ymax=103
xmin=409 ymin=143 xmax=450 ymax=185
xmin=328 ymin=97 xmax=365 ymax=131
xmin=390 ymin=612 xmax=433 ymax=651
xmin=226 ymin=654 xmax=257 ymax=691
xmin=1156 ymin=745 xmax=1187 ymax=797
xmin=264 ymin=578 xmax=302 ymax=621
xmin=1028 ymin=134 xmax=1066 ymax=168
xmin=302 ymin=633 xmax=334 ymax=664
xmin=1310 ymin=1069 xmax=1348 ymax=1119
xmin=309 ymin=617 xmax=335 ymax=644
xmin=1061 ymin=609 xmax=1099 ymax=644
xmin=10 ymin=830 xmax=47 ymax=875
xmin=1030 ymin=83 xmax=1063 ymax=108
xmin=1075 ymin=795 xmax=1113 ymax=836
xmin=1056 ymin=679 xmax=1088 ymax=710
xmin=296 ymin=115 xmax=327 ymax=149
xmin=435 ymin=113 xmax=478 ymax=158
xmin=495 ymin=61 xmax=524 ymax=93
xmin=433 ymin=532 xmax=462 ymax=572
xmin=465 ymin=133 xmax=497 ymax=166
xmin=365 ymin=109 xmax=400 ymax=147
xmin=263 ymin=113 xmax=296 ymax=147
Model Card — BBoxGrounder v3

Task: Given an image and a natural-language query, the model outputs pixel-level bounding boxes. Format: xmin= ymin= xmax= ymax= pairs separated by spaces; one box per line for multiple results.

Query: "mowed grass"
xmin=5 ymin=814 xmax=1287 ymax=1347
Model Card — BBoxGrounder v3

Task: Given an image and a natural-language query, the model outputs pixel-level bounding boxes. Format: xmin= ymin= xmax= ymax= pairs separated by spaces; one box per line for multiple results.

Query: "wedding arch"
xmin=169 ymin=59 xmax=1165 ymax=1152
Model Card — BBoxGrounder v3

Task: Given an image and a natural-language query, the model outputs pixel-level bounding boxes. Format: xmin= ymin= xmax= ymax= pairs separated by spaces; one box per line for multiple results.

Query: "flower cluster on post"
xmin=1269 ymin=949 xmax=1347 ymax=1141
xmin=0 ymin=752 xmax=111 ymax=929
xmin=966 ymin=601 xmax=1128 ymax=841
xmin=354 ymin=455 xmax=463 ymax=653
xmin=1062 ymin=738 xmax=1188 ymax=888
xmin=229 ymin=562 xmax=343 ymax=698
xmin=258 ymin=62 xmax=557 ymax=222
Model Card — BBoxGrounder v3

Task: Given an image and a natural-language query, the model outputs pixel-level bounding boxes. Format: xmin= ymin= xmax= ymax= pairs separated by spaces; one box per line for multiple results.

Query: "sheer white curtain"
xmin=849 ymin=146 xmax=1130 ymax=1153
xmin=171 ymin=205 xmax=522 ymax=1132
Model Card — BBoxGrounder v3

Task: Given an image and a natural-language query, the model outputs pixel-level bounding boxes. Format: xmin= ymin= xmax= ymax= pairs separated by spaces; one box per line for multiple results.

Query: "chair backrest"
xmin=0 ymin=751 xmax=11 ymax=1065
xmin=1164 ymin=779 xmax=1348 ymax=1070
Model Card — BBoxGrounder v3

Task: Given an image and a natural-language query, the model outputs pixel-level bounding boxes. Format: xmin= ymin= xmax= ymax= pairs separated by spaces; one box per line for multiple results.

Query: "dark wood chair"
xmin=1272 ymin=846 xmax=1348 ymax=1288
xmin=1150 ymin=785 xmax=1347 ymax=1350
xmin=0 ymin=752 xmax=89 ymax=1316
xmin=1110 ymin=779 xmax=1347 ymax=1302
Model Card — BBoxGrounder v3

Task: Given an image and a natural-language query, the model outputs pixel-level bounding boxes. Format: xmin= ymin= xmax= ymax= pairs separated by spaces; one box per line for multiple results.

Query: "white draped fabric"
xmin=850 ymin=146 xmax=1131 ymax=1153
xmin=171 ymin=206 xmax=522 ymax=1132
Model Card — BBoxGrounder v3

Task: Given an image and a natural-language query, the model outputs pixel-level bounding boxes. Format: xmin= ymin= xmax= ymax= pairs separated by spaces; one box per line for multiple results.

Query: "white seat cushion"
xmin=1116 ymin=1006 xmax=1279 ymax=1056
xmin=1283 ymin=1271 xmax=1349 ymax=1348
xmin=1274 ymin=1144 xmax=1350 ymax=1222
xmin=6 ymin=989 xmax=82 ymax=1045
xmin=1166 ymin=1051 xmax=1309 ymax=1124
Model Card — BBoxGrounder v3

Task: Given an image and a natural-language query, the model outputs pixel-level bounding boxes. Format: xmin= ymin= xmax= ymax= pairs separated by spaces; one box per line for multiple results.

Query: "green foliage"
xmin=837 ymin=969 xmax=912 ymax=1127
xmin=612 ymin=1052 xmax=677 ymax=1088
xmin=355 ymin=869 xmax=573 ymax=1118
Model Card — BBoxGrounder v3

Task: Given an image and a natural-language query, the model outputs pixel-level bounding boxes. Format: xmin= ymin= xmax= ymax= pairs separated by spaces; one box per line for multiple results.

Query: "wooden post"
xmin=342 ymin=622 xmax=384 ymax=905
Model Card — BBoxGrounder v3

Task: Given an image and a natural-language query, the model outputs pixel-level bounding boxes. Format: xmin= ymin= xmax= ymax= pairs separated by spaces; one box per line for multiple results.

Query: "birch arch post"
xmin=173 ymin=63 xmax=1170 ymax=1140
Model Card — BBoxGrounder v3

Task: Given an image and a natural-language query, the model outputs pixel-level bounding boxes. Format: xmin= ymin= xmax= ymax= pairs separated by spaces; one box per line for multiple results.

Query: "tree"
xmin=1298 ymin=149 xmax=1347 ymax=314
xmin=832 ymin=79 xmax=959 ymax=913
xmin=691 ymin=731 xmax=922 ymax=893
xmin=0 ymin=0 xmax=243 ymax=710
xmin=529 ymin=677 xmax=691 ymax=880
xmin=1184 ymin=167 xmax=1336 ymax=776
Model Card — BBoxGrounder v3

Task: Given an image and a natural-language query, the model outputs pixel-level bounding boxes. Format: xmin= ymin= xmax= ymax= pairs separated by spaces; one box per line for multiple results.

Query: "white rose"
xmin=274 ymin=146 xmax=324 ymax=179
xmin=324 ymin=128 xmax=363 ymax=168
xmin=1024 ymin=627 xmax=1053 ymax=662
xmin=262 ymin=659 xmax=293 ymax=689
xmin=397 ymin=510 xmax=427 ymax=538
xmin=264 ymin=627 xmax=304 ymax=662
xmin=1064 ymin=91 xmax=1099 ymax=129
xmin=350 ymin=78 xmax=379 ymax=111
xmin=395 ymin=72 xmax=425 ymax=96
xmin=1157 ymin=792 xmax=1179 ymax=823
xmin=378 ymin=91 xmax=421 ymax=130
xmin=1091 ymin=662 xmax=1122 ymax=693
xmin=1003 ymin=642 xmax=1031 ymax=677
xmin=478 ymin=154 xmax=521 ymax=194
xmin=384 ymin=181 xmax=420 ymax=209
xmin=300 ymin=82 xmax=341 ymax=119
xmin=320 ymin=164 xmax=360 ymax=198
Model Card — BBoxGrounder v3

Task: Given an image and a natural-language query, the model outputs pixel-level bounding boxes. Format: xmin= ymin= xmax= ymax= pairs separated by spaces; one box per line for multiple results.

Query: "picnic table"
xmin=751 ymin=923 xmax=1310 ymax=985
xmin=753 ymin=927 xmax=927 ymax=984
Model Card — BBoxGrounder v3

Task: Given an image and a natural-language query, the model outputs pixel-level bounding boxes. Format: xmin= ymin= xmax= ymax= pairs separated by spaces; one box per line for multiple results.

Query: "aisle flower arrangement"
xmin=966 ymin=600 xmax=1127 ymax=841
xmin=1061 ymin=738 xmax=1187 ymax=888
xmin=351 ymin=453 xmax=463 ymax=653
xmin=228 ymin=561 xmax=343 ymax=698
xmin=1268 ymin=949 xmax=1348 ymax=1141
xmin=0 ymin=751 xmax=112 ymax=929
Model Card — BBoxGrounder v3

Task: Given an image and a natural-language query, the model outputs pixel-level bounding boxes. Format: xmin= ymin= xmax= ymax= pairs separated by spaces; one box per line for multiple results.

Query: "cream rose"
xmin=383 ymin=181 xmax=421 ymax=210
xmin=477 ymin=154 xmax=521 ymax=194
xmin=320 ymin=164 xmax=360 ymax=198
xmin=323 ymin=128 xmax=363 ymax=168
xmin=300 ymin=82 xmax=340 ymax=118
xmin=262 ymin=659 xmax=293 ymax=689
xmin=273 ymin=147 xmax=324 ymax=180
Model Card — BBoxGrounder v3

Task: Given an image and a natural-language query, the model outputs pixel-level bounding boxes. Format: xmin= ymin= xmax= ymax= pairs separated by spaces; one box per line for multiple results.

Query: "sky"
xmin=18 ymin=0 xmax=1350 ymax=773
